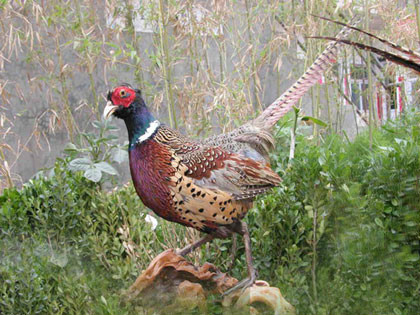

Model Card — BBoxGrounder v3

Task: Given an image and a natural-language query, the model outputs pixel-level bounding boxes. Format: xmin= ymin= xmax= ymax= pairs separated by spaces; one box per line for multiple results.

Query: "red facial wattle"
xmin=111 ymin=86 xmax=136 ymax=107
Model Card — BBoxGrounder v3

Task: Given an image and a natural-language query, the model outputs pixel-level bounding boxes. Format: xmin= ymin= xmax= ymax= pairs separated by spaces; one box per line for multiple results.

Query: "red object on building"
xmin=397 ymin=76 xmax=404 ymax=113
xmin=344 ymin=74 xmax=349 ymax=105
xmin=376 ymin=87 xmax=383 ymax=120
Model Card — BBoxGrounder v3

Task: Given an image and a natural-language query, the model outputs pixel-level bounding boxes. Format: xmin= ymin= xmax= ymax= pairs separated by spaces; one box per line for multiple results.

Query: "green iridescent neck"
xmin=124 ymin=106 xmax=158 ymax=150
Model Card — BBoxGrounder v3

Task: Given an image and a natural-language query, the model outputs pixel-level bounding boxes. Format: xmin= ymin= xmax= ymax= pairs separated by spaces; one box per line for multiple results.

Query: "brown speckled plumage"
xmin=136 ymin=126 xmax=281 ymax=233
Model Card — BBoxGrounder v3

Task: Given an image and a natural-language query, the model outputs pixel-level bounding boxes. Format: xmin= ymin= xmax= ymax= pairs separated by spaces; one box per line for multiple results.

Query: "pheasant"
xmin=103 ymin=22 xmax=354 ymax=295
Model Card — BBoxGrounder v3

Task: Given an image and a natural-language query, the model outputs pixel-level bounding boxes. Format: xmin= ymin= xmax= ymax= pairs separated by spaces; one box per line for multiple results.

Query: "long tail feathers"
xmin=310 ymin=36 xmax=420 ymax=75
xmin=253 ymin=18 xmax=359 ymax=130
xmin=312 ymin=15 xmax=420 ymax=64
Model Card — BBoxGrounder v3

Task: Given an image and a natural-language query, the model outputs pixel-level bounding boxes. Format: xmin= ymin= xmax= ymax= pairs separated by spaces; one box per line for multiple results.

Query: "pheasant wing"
xmin=153 ymin=127 xmax=281 ymax=231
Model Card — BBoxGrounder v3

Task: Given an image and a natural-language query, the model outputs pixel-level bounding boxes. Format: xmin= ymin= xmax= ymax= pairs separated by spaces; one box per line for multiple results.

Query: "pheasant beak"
xmin=103 ymin=101 xmax=118 ymax=120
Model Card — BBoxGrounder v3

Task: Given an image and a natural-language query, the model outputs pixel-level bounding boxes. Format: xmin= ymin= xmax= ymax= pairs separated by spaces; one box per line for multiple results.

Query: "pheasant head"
xmin=104 ymin=84 xmax=159 ymax=149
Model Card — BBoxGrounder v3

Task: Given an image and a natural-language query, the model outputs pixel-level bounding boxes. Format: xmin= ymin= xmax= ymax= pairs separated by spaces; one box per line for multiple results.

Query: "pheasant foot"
xmin=222 ymin=221 xmax=258 ymax=296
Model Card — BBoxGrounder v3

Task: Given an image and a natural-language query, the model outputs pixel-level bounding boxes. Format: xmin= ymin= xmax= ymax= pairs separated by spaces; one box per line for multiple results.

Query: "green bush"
xmin=245 ymin=113 xmax=420 ymax=314
xmin=1 ymin=113 xmax=419 ymax=314
xmin=0 ymin=157 xmax=191 ymax=314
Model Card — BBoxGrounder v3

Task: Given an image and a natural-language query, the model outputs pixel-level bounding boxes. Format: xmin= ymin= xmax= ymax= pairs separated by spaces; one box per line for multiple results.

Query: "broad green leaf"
xmin=94 ymin=161 xmax=118 ymax=175
xmin=68 ymin=158 xmax=92 ymax=171
xmin=84 ymin=168 xmax=102 ymax=182
xmin=112 ymin=148 xmax=128 ymax=164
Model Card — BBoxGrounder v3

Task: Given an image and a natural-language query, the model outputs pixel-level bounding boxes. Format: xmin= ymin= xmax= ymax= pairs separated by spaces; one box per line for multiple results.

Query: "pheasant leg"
xmin=176 ymin=226 xmax=232 ymax=256
xmin=227 ymin=233 xmax=238 ymax=273
xmin=176 ymin=234 xmax=215 ymax=257
xmin=222 ymin=221 xmax=258 ymax=296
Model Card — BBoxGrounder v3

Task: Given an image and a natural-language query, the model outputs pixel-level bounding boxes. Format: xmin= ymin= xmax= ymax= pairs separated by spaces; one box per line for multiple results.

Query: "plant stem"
xmin=415 ymin=0 xmax=420 ymax=48
xmin=157 ymin=0 xmax=177 ymax=128
xmin=124 ymin=0 xmax=145 ymax=94
xmin=325 ymin=80 xmax=331 ymax=132
xmin=55 ymin=29 xmax=74 ymax=141
xmin=244 ymin=0 xmax=262 ymax=111
xmin=289 ymin=108 xmax=299 ymax=162
xmin=365 ymin=0 xmax=374 ymax=148
xmin=312 ymin=202 xmax=318 ymax=312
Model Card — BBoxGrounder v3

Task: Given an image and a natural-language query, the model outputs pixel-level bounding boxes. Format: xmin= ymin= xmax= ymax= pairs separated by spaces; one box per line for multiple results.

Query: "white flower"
xmin=145 ymin=214 xmax=158 ymax=230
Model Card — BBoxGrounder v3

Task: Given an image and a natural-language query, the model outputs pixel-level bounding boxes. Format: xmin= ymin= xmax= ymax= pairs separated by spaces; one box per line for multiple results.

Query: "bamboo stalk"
xmin=415 ymin=0 xmax=420 ymax=48
xmin=157 ymin=0 xmax=177 ymax=128
xmin=325 ymin=80 xmax=332 ymax=132
xmin=312 ymin=203 xmax=318 ymax=312
xmin=124 ymin=0 xmax=146 ymax=97
xmin=365 ymin=0 xmax=374 ymax=148
xmin=244 ymin=0 xmax=262 ymax=111
xmin=54 ymin=29 xmax=74 ymax=141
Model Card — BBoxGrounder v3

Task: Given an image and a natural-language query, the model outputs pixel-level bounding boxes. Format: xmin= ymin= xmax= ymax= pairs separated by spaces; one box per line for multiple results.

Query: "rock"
xmin=125 ymin=249 xmax=295 ymax=315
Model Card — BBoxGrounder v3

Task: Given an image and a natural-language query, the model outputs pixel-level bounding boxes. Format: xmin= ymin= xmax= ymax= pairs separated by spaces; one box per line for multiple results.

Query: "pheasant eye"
xmin=120 ymin=89 xmax=126 ymax=97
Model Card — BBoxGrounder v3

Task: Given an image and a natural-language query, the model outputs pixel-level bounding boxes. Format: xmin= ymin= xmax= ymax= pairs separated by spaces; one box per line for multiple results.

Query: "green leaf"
xmin=84 ymin=168 xmax=102 ymax=182
xmin=49 ymin=253 xmax=68 ymax=268
xmin=94 ymin=162 xmax=118 ymax=175
xmin=106 ymin=124 xmax=119 ymax=131
xmin=100 ymin=296 xmax=107 ymax=305
xmin=404 ymin=254 xmax=419 ymax=262
xmin=64 ymin=143 xmax=78 ymax=152
xmin=112 ymin=148 xmax=128 ymax=164
xmin=374 ymin=217 xmax=384 ymax=228
xmin=301 ymin=116 xmax=328 ymax=127
xmin=92 ymin=120 xmax=103 ymax=129
xmin=393 ymin=307 xmax=402 ymax=315
xmin=104 ymin=134 xmax=119 ymax=141
xmin=68 ymin=158 xmax=92 ymax=171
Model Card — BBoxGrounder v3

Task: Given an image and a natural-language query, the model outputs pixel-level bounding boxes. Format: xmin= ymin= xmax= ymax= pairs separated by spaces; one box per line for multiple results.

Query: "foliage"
xmin=0 ymin=155 xmax=191 ymax=315
xmin=203 ymin=111 xmax=420 ymax=315
xmin=1 ymin=113 xmax=420 ymax=314
xmin=65 ymin=119 xmax=127 ymax=183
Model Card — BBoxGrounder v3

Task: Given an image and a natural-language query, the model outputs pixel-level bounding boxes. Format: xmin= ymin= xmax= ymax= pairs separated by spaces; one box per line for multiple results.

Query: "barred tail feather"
xmin=312 ymin=15 xmax=420 ymax=64
xmin=253 ymin=18 xmax=358 ymax=129
xmin=311 ymin=36 xmax=420 ymax=74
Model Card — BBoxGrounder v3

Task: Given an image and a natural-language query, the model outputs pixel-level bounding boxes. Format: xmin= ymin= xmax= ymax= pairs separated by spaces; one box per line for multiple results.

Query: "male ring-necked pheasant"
xmin=103 ymin=23 xmax=353 ymax=295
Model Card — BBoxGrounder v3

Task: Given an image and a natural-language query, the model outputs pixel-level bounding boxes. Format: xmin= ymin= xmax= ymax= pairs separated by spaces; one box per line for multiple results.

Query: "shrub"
xmin=1 ymin=113 xmax=419 ymax=314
